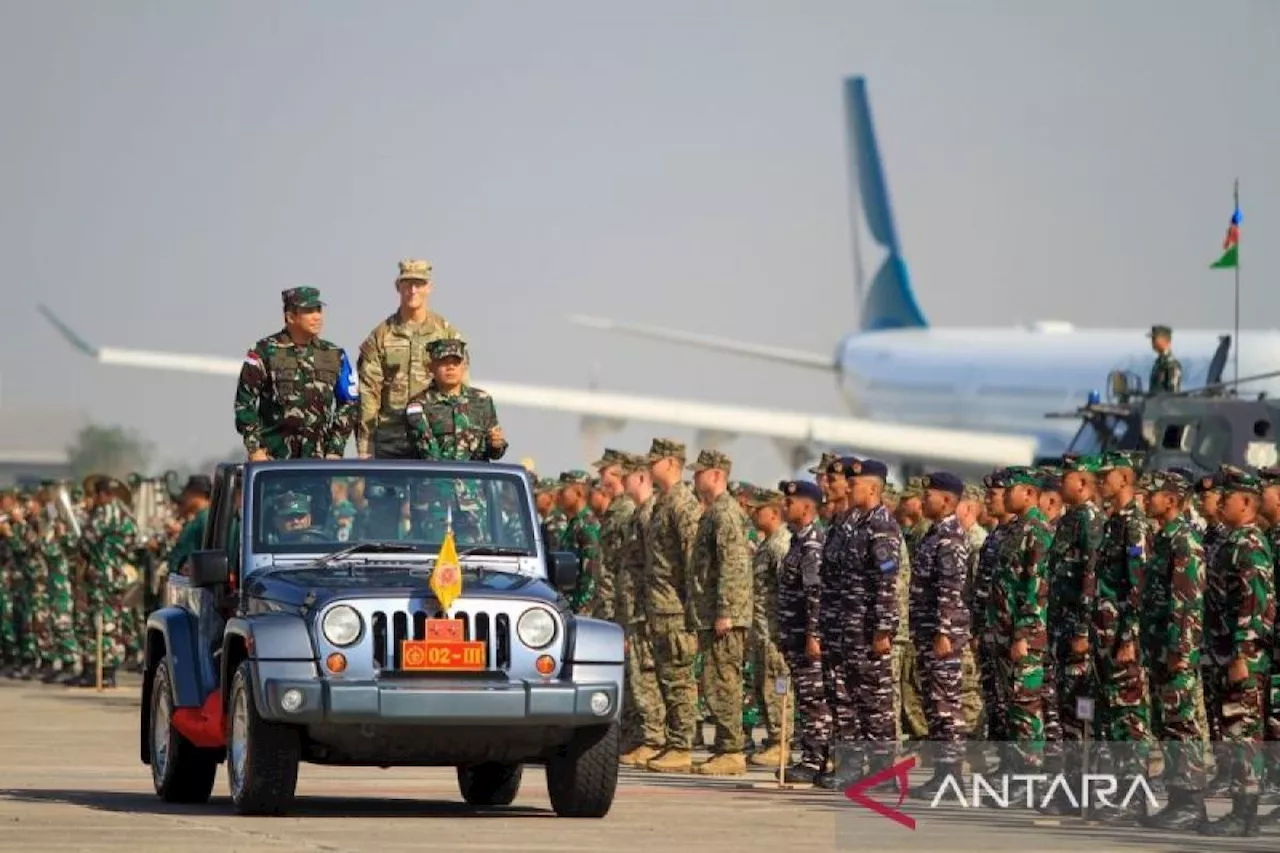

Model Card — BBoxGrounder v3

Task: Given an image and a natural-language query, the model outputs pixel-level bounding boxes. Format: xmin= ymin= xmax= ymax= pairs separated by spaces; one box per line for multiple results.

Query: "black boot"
xmin=820 ymin=741 xmax=865 ymax=790
xmin=1199 ymin=793 xmax=1261 ymax=837
xmin=1205 ymin=764 xmax=1232 ymax=797
xmin=39 ymin=665 xmax=63 ymax=684
xmin=779 ymin=764 xmax=819 ymax=785
xmin=1140 ymin=787 xmax=1208 ymax=831
xmin=1090 ymin=777 xmax=1148 ymax=825
xmin=862 ymin=752 xmax=897 ymax=792
xmin=909 ymin=760 xmax=959 ymax=800
xmin=1036 ymin=757 xmax=1075 ymax=816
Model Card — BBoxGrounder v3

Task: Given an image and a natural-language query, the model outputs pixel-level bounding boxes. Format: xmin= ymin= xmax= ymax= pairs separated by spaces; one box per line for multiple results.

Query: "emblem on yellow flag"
xmin=430 ymin=515 xmax=463 ymax=614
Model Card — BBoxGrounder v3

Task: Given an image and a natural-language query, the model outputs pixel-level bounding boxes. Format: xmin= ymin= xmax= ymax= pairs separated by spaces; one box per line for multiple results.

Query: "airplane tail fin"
xmin=844 ymin=77 xmax=927 ymax=332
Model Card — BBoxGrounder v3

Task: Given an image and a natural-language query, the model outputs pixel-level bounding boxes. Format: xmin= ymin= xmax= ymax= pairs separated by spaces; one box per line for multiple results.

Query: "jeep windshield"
xmin=249 ymin=467 xmax=536 ymax=558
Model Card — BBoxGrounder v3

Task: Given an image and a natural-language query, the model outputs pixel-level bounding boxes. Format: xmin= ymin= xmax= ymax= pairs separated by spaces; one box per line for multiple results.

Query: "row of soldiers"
xmin=0 ymin=474 xmax=213 ymax=688
xmin=527 ymin=439 xmax=1280 ymax=839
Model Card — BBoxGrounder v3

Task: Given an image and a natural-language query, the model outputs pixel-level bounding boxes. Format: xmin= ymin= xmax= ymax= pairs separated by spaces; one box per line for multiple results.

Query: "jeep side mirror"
xmin=549 ymin=551 xmax=580 ymax=593
xmin=190 ymin=550 xmax=230 ymax=588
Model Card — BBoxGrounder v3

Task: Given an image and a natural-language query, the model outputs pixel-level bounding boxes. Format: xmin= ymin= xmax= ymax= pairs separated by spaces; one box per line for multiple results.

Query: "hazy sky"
xmin=2 ymin=0 xmax=1278 ymax=483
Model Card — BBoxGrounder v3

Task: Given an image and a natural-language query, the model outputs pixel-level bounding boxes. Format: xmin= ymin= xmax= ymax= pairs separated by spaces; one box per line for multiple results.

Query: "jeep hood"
xmin=242 ymin=565 xmax=561 ymax=611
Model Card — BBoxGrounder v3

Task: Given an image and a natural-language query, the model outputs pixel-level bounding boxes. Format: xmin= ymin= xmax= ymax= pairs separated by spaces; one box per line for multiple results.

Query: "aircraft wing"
xmin=39 ymin=305 xmax=1036 ymax=469
xmin=567 ymin=314 xmax=836 ymax=370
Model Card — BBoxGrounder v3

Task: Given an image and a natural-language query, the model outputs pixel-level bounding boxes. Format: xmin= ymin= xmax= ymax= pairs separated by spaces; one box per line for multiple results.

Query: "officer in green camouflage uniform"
xmin=616 ymin=453 xmax=667 ymax=764
xmin=35 ymin=484 xmax=81 ymax=682
xmin=1091 ymin=450 xmax=1154 ymax=823
xmin=557 ymin=471 xmax=601 ymax=614
xmin=535 ymin=478 xmax=567 ymax=546
xmin=896 ymin=477 xmax=930 ymax=741
xmin=592 ymin=450 xmax=634 ymax=622
xmin=1198 ymin=466 xmax=1274 ymax=836
xmin=356 ymin=259 xmax=463 ymax=459
xmin=234 ymin=287 xmax=359 ymax=460
xmin=1148 ymin=325 xmax=1183 ymax=394
xmin=67 ymin=478 xmax=138 ymax=687
xmin=687 ymin=450 xmax=753 ymax=776
xmin=745 ymin=487 xmax=791 ymax=768
xmin=404 ymin=338 xmax=506 ymax=462
xmin=10 ymin=492 xmax=42 ymax=678
xmin=0 ymin=489 xmax=19 ymax=674
xmin=1140 ymin=470 xmax=1211 ymax=830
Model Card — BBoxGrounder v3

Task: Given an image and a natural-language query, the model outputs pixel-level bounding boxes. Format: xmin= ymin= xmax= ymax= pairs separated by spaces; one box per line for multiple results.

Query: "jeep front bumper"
xmin=254 ymin=664 xmax=621 ymax=726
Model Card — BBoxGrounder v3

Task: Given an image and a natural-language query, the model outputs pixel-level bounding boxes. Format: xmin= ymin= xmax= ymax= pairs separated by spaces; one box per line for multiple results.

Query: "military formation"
xmin=0 ymin=473 xmax=211 ymax=688
xmin=11 ymin=271 xmax=1276 ymax=839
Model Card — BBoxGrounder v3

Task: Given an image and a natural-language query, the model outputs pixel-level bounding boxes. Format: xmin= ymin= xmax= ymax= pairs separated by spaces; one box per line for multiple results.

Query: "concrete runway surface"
xmin=0 ymin=677 xmax=1272 ymax=852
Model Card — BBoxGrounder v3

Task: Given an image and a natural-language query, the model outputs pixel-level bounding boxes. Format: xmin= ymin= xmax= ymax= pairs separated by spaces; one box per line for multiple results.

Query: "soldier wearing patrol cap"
xmin=234 ymin=287 xmax=359 ymax=461
xmin=356 ymin=259 xmax=464 ymax=459
xmin=592 ymin=449 xmax=634 ymax=623
xmin=1148 ymin=324 xmax=1183 ymax=395
xmin=744 ymin=486 xmax=791 ymax=768
xmin=404 ymin=337 xmax=506 ymax=462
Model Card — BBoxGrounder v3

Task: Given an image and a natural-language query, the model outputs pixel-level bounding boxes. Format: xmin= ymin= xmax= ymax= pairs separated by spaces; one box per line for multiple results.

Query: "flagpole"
xmin=1234 ymin=177 xmax=1240 ymax=389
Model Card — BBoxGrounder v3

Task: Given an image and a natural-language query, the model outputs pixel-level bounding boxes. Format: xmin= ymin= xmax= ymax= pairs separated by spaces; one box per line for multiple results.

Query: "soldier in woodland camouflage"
xmin=534 ymin=478 xmax=567 ymax=546
xmin=356 ymin=259 xmax=463 ymax=459
xmin=404 ymin=338 xmax=506 ymax=462
xmin=1038 ymin=455 xmax=1106 ymax=815
xmin=67 ymin=478 xmax=138 ymax=687
xmin=973 ymin=469 xmax=1015 ymax=752
xmin=1148 ymin=324 xmax=1183 ymax=394
xmin=908 ymin=472 xmax=971 ymax=797
xmin=684 ymin=449 xmax=753 ymax=776
xmin=555 ymin=471 xmax=601 ymax=614
xmin=643 ymin=438 xmax=703 ymax=774
xmin=616 ymin=454 xmax=667 ymax=765
xmin=234 ymin=287 xmax=359 ymax=460
xmin=744 ymin=488 xmax=791 ymax=767
xmin=776 ymin=479 xmax=830 ymax=784
xmin=1196 ymin=473 xmax=1231 ymax=769
xmin=591 ymin=450 xmax=634 ymax=623
xmin=956 ymin=484 xmax=987 ymax=746
xmin=1092 ymin=450 xmax=1154 ymax=822
xmin=994 ymin=468 xmax=1053 ymax=773
xmin=35 ymin=488 xmax=80 ymax=681
xmin=1198 ymin=466 xmax=1274 ymax=836
xmin=1140 ymin=471 xmax=1211 ymax=830
xmin=0 ymin=491 xmax=19 ymax=673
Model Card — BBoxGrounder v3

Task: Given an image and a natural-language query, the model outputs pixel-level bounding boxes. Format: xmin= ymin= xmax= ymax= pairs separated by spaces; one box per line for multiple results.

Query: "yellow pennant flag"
xmin=430 ymin=525 xmax=463 ymax=614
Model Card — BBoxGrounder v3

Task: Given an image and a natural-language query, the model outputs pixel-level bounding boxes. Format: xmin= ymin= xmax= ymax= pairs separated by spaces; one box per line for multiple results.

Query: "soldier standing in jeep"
xmin=233 ymin=287 xmax=360 ymax=461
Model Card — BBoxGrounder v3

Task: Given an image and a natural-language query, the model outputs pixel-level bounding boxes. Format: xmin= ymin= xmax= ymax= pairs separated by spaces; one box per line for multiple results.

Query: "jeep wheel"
xmin=150 ymin=660 xmax=218 ymax=803
xmin=457 ymin=762 xmax=523 ymax=806
xmin=545 ymin=722 xmax=619 ymax=818
xmin=227 ymin=660 xmax=300 ymax=815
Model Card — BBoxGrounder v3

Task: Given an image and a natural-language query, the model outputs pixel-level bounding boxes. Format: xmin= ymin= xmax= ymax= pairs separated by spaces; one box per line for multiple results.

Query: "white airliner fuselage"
xmin=838 ymin=326 xmax=1280 ymax=456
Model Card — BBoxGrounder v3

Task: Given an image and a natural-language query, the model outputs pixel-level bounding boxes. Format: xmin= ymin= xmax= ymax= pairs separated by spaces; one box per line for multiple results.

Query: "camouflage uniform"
xmin=405 ymin=340 xmax=506 ymax=463
xmin=1094 ymin=453 xmax=1154 ymax=776
xmin=1148 ymin=326 xmax=1182 ymax=394
xmin=76 ymin=488 xmax=139 ymax=677
xmin=960 ymin=488 xmax=987 ymax=738
xmin=595 ymin=452 xmax=635 ymax=623
xmin=1205 ymin=469 xmax=1274 ymax=800
xmin=686 ymin=451 xmax=753 ymax=766
xmin=910 ymin=493 xmax=970 ymax=768
xmin=355 ymin=259 xmax=462 ymax=459
xmin=234 ymin=288 xmax=359 ymax=459
xmin=1045 ymin=459 xmax=1105 ymax=764
xmin=644 ymin=439 xmax=702 ymax=765
xmin=973 ymin=470 xmax=1015 ymax=743
xmin=893 ymin=534 xmax=918 ymax=740
xmin=617 ymin=455 xmax=664 ymax=756
xmin=1198 ymin=475 xmax=1230 ymax=745
xmin=845 ymin=478 xmax=903 ymax=761
xmin=556 ymin=472 xmax=601 ymax=614
xmin=38 ymin=513 xmax=80 ymax=674
xmin=995 ymin=470 xmax=1054 ymax=769
xmin=1144 ymin=473 xmax=1210 ymax=794
xmin=747 ymin=492 xmax=790 ymax=750
xmin=818 ymin=499 xmax=860 ymax=750
xmin=777 ymin=482 xmax=829 ymax=774
xmin=0 ymin=497 xmax=17 ymax=670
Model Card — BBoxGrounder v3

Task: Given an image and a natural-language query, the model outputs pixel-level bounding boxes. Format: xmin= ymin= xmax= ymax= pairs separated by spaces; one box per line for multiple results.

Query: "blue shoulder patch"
xmin=879 ymin=560 xmax=897 ymax=574
xmin=335 ymin=349 xmax=359 ymax=404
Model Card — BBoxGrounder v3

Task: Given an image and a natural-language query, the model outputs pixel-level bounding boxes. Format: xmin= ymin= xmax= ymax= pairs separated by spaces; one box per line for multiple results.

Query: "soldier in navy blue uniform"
xmin=776 ymin=480 xmax=831 ymax=784
xmin=908 ymin=471 xmax=973 ymax=798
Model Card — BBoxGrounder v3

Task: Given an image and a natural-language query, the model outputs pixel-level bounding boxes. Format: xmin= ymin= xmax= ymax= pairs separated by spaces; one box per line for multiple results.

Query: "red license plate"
xmin=401 ymin=639 xmax=486 ymax=671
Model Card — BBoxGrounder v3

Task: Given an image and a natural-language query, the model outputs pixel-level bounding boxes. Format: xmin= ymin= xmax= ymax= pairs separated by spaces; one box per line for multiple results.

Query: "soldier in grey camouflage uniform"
xmin=777 ymin=479 xmax=830 ymax=784
xmin=745 ymin=488 xmax=791 ymax=768
xmin=644 ymin=438 xmax=704 ymax=774
xmin=686 ymin=449 xmax=753 ymax=776
xmin=816 ymin=457 xmax=861 ymax=787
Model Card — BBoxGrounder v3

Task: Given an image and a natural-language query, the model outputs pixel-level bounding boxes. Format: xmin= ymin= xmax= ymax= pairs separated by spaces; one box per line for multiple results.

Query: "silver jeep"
xmin=141 ymin=460 xmax=623 ymax=817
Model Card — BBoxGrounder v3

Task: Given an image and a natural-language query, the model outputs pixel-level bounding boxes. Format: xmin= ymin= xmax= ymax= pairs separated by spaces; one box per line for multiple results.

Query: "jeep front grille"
xmin=370 ymin=609 xmax=512 ymax=672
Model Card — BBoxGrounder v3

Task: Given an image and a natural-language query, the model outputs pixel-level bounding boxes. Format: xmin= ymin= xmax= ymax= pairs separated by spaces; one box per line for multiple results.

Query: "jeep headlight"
xmin=322 ymin=605 xmax=362 ymax=647
xmin=517 ymin=608 xmax=556 ymax=649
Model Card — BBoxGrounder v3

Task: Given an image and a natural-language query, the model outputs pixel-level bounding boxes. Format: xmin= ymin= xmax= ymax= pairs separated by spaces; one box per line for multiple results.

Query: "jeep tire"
xmin=149 ymin=659 xmax=219 ymax=803
xmin=545 ymin=722 xmax=619 ymax=818
xmin=457 ymin=762 xmax=523 ymax=806
xmin=227 ymin=660 xmax=300 ymax=815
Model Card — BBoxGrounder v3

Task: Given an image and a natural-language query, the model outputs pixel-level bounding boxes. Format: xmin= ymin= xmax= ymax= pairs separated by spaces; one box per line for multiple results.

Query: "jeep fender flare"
xmin=223 ymin=613 xmax=317 ymax=720
xmin=142 ymin=607 xmax=218 ymax=763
